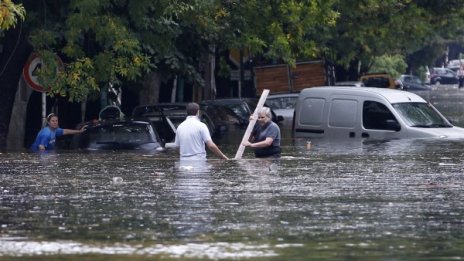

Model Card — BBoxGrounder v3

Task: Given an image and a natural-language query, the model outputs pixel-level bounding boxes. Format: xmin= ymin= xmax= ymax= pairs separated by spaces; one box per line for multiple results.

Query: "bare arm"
xmin=206 ymin=140 xmax=229 ymax=160
xmin=243 ymin=137 xmax=274 ymax=148
xmin=63 ymin=125 xmax=87 ymax=135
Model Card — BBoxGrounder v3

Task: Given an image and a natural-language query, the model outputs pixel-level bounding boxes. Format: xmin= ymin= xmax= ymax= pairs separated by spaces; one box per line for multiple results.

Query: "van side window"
xmin=329 ymin=98 xmax=357 ymax=128
xmin=363 ymin=101 xmax=400 ymax=131
xmin=300 ymin=98 xmax=325 ymax=126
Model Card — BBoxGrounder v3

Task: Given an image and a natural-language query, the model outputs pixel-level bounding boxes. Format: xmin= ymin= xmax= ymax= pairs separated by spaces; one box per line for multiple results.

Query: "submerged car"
xmin=201 ymin=99 xmax=254 ymax=126
xmin=132 ymin=103 xmax=218 ymax=142
xmin=294 ymin=86 xmax=464 ymax=140
xmin=430 ymin=67 xmax=459 ymax=85
xmin=334 ymin=81 xmax=365 ymax=87
xmin=360 ymin=73 xmax=402 ymax=89
xmin=73 ymin=121 xmax=163 ymax=151
xmin=265 ymin=92 xmax=299 ymax=125
xmin=397 ymin=75 xmax=431 ymax=91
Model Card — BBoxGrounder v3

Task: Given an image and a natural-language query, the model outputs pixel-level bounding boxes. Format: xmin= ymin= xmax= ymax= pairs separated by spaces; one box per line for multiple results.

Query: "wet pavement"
xmin=1 ymin=86 xmax=464 ymax=260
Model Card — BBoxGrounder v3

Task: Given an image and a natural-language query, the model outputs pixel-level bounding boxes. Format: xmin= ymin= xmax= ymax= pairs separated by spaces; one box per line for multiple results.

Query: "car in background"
xmin=360 ymin=73 xmax=402 ymax=89
xmin=201 ymin=99 xmax=253 ymax=126
xmin=72 ymin=121 xmax=163 ymax=151
xmin=201 ymin=98 xmax=283 ymax=127
xmin=334 ymin=81 xmax=365 ymax=87
xmin=132 ymin=103 xmax=219 ymax=142
xmin=265 ymin=92 xmax=299 ymax=125
xmin=447 ymin=59 xmax=464 ymax=72
xmin=430 ymin=67 xmax=459 ymax=85
xmin=397 ymin=74 xmax=431 ymax=91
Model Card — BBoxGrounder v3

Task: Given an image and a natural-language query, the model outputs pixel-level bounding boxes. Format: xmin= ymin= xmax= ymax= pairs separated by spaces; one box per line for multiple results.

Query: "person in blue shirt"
xmin=30 ymin=113 xmax=87 ymax=152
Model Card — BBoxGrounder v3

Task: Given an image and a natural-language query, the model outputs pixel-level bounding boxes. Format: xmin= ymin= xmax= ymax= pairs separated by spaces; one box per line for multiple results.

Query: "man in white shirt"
xmin=175 ymin=103 xmax=229 ymax=160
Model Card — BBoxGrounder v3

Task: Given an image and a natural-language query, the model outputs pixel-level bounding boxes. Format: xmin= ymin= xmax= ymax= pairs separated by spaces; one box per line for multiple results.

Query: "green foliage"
xmin=368 ymin=54 xmax=407 ymax=78
xmin=219 ymin=0 xmax=339 ymax=65
xmin=21 ymin=0 xmax=464 ymax=102
xmin=29 ymin=0 xmax=152 ymax=102
xmin=0 ymin=0 xmax=25 ymax=30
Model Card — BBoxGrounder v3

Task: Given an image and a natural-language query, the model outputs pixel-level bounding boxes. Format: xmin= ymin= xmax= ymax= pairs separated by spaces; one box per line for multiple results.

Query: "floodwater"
xmin=1 ymin=86 xmax=464 ymax=260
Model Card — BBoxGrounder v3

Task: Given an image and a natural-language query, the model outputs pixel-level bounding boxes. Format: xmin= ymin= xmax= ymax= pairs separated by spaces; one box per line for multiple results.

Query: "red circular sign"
xmin=22 ymin=53 xmax=63 ymax=92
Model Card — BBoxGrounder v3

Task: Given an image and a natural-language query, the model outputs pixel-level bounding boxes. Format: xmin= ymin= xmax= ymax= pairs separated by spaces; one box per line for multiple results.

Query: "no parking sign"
xmin=22 ymin=53 xmax=63 ymax=92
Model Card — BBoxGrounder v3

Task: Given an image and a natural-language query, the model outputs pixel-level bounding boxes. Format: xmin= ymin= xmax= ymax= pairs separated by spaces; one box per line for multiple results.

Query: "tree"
xmin=0 ymin=0 xmax=25 ymax=31
xmin=27 ymin=1 xmax=152 ymax=104
xmin=218 ymin=0 xmax=339 ymax=65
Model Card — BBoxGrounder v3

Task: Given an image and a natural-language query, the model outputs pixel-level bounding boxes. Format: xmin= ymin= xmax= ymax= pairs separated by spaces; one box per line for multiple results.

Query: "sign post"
xmin=234 ymin=89 xmax=270 ymax=159
xmin=22 ymin=53 xmax=63 ymax=126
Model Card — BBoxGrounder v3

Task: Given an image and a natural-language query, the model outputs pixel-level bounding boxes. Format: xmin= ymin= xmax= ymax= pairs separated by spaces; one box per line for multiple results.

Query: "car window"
xmin=362 ymin=101 xmax=399 ymax=131
xmin=227 ymin=103 xmax=250 ymax=120
xmin=266 ymin=98 xmax=281 ymax=110
xmin=88 ymin=124 xmax=153 ymax=143
xmin=392 ymin=103 xmax=451 ymax=128
xmin=362 ymin=77 xmax=391 ymax=88
xmin=411 ymin=76 xmax=422 ymax=84
xmin=267 ymin=96 xmax=297 ymax=110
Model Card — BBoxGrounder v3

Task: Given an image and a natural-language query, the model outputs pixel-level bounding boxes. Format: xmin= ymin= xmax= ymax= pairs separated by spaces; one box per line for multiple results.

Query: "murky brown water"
xmin=1 ymin=86 xmax=464 ymax=260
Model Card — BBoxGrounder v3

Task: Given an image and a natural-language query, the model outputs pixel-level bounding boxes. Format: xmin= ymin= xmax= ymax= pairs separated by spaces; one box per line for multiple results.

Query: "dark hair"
xmin=46 ymin=113 xmax=57 ymax=122
xmin=186 ymin=102 xmax=199 ymax=116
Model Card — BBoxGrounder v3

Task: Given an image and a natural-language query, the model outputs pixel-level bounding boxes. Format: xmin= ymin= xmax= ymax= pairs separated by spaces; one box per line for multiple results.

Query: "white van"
xmin=293 ymin=86 xmax=464 ymax=140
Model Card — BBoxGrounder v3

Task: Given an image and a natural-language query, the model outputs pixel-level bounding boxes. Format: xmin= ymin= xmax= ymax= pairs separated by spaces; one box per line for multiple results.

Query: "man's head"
xmin=257 ymin=107 xmax=272 ymax=125
xmin=186 ymin=102 xmax=200 ymax=116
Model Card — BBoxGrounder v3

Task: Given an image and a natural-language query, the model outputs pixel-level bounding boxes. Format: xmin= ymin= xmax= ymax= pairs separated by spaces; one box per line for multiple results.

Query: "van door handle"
xmin=361 ymin=132 xmax=369 ymax=138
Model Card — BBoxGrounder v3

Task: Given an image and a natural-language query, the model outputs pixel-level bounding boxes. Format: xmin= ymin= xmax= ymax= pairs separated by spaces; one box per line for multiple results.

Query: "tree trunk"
xmin=0 ymin=23 xmax=32 ymax=149
xmin=139 ymin=71 xmax=162 ymax=105
xmin=6 ymin=77 xmax=32 ymax=151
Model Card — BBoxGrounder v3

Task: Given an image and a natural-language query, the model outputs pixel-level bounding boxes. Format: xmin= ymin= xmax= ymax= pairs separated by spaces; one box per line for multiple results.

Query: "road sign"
xmin=22 ymin=53 xmax=63 ymax=92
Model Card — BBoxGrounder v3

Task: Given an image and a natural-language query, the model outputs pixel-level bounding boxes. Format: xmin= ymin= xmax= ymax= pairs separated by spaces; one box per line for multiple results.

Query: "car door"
xmin=361 ymin=100 xmax=403 ymax=140
xmin=443 ymin=69 xmax=458 ymax=84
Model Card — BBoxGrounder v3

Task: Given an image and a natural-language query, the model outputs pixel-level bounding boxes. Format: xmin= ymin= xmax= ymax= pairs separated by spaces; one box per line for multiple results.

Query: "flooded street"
xmin=1 ymin=86 xmax=464 ymax=260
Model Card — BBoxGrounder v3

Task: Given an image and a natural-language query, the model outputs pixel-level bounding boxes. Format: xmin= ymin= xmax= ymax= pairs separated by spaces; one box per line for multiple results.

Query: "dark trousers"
xmin=459 ymin=77 xmax=464 ymax=88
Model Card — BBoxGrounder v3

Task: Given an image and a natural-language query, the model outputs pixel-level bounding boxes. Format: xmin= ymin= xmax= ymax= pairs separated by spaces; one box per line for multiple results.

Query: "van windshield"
xmin=392 ymin=103 xmax=452 ymax=128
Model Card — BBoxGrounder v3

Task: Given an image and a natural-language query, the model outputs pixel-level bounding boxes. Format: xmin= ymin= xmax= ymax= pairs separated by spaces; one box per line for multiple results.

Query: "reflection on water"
xmin=1 ymin=88 xmax=464 ymax=260
xmin=1 ymin=138 xmax=464 ymax=260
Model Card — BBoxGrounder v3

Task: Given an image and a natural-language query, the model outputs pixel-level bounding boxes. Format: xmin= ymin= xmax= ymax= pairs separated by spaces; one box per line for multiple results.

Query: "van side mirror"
xmin=277 ymin=115 xmax=284 ymax=122
xmin=385 ymin=119 xmax=401 ymax=131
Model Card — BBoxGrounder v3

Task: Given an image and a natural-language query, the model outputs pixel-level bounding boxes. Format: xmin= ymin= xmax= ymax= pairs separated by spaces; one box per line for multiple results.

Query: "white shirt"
xmin=175 ymin=116 xmax=212 ymax=159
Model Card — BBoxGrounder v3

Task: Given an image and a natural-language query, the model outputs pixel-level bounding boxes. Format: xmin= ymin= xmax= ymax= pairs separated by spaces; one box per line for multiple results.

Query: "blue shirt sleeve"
xmin=56 ymin=128 xmax=64 ymax=137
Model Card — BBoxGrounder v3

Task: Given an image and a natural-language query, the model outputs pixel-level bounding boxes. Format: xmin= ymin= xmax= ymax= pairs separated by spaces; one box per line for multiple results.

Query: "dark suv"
xmin=430 ymin=67 xmax=459 ymax=85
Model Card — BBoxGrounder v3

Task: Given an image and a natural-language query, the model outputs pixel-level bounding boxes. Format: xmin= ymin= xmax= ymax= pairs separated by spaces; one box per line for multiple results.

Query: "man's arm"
xmin=243 ymin=137 xmax=274 ymax=148
xmin=206 ymin=140 xmax=229 ymax=160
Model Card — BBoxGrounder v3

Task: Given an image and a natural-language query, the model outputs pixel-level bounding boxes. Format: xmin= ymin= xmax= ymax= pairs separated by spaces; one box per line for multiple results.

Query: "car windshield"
xmin=392 ymin=103 xmax=452 ymax=128
xmin=88 ymin=124 xmax=153 ymax=144
xmin=226 ymin=103 xmax=250 ymax=120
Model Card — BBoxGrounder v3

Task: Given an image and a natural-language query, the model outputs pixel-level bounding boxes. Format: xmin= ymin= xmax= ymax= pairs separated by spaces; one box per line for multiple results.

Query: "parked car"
xmin=201 ymin=99 xmax=253 ymax=126
xmin=293 ymin=86 xmax=464 ymax=140
xmin=334 ymin=81 xmax=365 ymax=87
xmin=132 ymin=103 xmax=218 ymax=142
xmin=447 ymin=59 xmax=464 ymax=72
xmin=430 ymin=67 xmax=459 ymax=85
xmin=241 ymin=97 xmax=283 ymax=124
xmin=360 ymin=73 xmax=402 ymax=89
xmin=265 ymin=92 xmax=299 ymax=125
xmin=201 ymin=98 xmax=283 ymax=128
xmin=72 ymin=120 xmax=164 ymax=151
xmin=397 ymin=75 xmax=432 ymax=91
xmin=424 ymin=65 xmax=431 ymax=84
